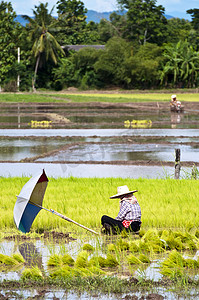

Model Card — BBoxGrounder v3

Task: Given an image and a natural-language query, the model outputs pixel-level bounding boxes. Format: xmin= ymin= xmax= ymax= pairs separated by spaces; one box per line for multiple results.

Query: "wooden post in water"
xmin=174 ymin=149 xmax=181 ymax=179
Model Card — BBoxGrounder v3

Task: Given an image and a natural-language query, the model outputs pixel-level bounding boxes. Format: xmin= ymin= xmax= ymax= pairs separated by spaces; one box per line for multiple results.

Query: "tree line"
xmin=1 ymin=0 xmax=199 ymax=91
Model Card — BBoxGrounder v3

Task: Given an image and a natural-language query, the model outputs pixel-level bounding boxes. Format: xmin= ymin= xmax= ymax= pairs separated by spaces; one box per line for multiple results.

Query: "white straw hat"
xmin=171 ymin=95 xmax=177 ymax=99
xmin=110 ymin=185 xmax=138 ymax=199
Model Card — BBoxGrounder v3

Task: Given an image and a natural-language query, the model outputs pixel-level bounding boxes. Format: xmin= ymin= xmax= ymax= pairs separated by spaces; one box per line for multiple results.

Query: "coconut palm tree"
xmin=23 ymin=3 xmax=65 ymax=91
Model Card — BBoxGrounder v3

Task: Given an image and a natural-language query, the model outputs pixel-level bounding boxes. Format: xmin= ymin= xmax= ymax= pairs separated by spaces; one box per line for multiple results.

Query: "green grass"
xmin=0 ymin=91 xmax=199 ymax=103
xmin=0 ymin=176 xmax=199 ymax=234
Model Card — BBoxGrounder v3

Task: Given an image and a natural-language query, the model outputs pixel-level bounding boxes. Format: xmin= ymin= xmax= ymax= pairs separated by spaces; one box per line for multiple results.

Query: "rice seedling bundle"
xmin=107 ymin=243 xmax=116 ymax=252
xmin=105 ymin=254 xmax=119 ymax=267
xmin=82 ymin=243 xmax=95 ymax=252
xmin=21 ymin=266 xmax=43 ymax=280
xmin=138 ymin=254 xmax=151 ymax=264
xmin=62 ymin=254 xmax=74 ymax=266
xmin=160 ymin=250 xmax=199 ymax=279
xmin=49 ymin=266 xmax=72 ymax=279
xmin=116 ymin=239 xmax=130 ymax=251
xmin=127 ymin=255 xmax=142 ymax=265
xmin=47 ymin=254 xmax=62 ymax=267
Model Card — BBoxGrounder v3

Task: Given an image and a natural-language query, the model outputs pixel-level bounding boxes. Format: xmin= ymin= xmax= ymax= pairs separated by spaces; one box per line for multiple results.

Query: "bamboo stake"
xmin=174 ymin=148 xmax=181 ymax=179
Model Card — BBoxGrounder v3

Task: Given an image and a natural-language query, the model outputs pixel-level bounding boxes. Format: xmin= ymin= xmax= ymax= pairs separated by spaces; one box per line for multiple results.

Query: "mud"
xmin=4 ymin=230 xmax=75 ymax=242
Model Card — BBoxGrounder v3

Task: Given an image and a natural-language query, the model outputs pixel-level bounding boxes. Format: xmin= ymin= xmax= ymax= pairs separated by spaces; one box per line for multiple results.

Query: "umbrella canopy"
xmin=14 ymin=169 xmax=48 ymax=233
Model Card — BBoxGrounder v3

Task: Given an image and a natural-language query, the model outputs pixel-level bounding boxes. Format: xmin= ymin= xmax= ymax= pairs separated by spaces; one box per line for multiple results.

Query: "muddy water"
xmin=0 ymin=102 xmax=199 ymax=130
xmin=0 ymin=103 xmax=198 ymax=177
xmin=0 ymin=238 xmax=198 ymax=299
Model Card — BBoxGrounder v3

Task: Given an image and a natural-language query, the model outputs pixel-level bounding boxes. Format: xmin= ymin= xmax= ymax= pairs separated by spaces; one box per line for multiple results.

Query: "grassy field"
xmin=0 ymin=91 xmax=199 ymax=103
xmin=0 ymin=177 xmax=198 ymax=234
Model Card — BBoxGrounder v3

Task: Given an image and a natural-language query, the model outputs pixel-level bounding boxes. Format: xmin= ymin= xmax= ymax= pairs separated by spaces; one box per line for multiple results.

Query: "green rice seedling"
xmin=160 ymin=266 xmax=184 ymax=279
xmin=173 ymin=231 xmax=196 ymax=244
xmin=3 ymin=255 xmax=18 ymax=265
xmin=195 ymin=230 xmax=199 ymax=238
xmin=21 ymin=266 xmax=43 ymax=280
xmin=88 ymin=256 xmax=99 ymax=267
xmin=160 ymin=251 xmax=186 ymax=280
xmin=82 ymin=243 xmax=95 ymax=252
xmin=184 ymin=239 xmax=197 ymax=251
xmin=0 ymin=253 xmax=5 ymax=263
xmin=12 ymin=253 xmax=25 ymax=263
xmin=47 ymin=254 xmax=62 ymax=267
xmin=129 ymin=241 xmax=139 ymax=253
xmin=142 ymin=229 xmax=159 ymax=241
xmin=105 ymin=254 xmax=119 ymax=268
xmin=127 ymin=255 xmax=142 ymax=265
xmin=168 ymin=250 xmax=186 ymax=266
xmin=141 ymin=229 xmax=166 ymax=252
xmin=139 ymin=241 xmax=151 ymax=252
xmin=116 ymin=239 xmax=129 ymax=251
xmin=160 ymin=230 xmax=171 ymax=240
xmin=107 ymin=243 xmax=116 ymax=252
xmin=2 ymin=177 xmax=199 ymax=232
xmin=89 ymin=256 xmax=106 ymax=268
xmin=49 ymin=266 xmax=71 ymax=279
xmin=184 ymin=258 xmax=198 ymax=269
xmin=138 ymin=254 xmax=151 ymax=264
xmin=75 ymin=252 xmax=88 ymax=268
xmin=137 ymin=229 xmax=145 ymax=237
xmin=88 ymin=266 xmax=106 ymax=275
xmin=77 ymin=250 xmax=89 ymax=260
xmin=77 ymin=267 xmax=94 ymax=277
xmin=162 ymin=250 xmax=185 ymax=269
xmin=165 ymin=236 xmax=185 ymax=251
xmin=62 ymin=254 xmax=74 ymax=266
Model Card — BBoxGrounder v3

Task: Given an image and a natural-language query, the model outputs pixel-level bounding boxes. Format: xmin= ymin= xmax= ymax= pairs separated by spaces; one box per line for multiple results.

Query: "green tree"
xmin=117 ymin=0 xmax=167 ymax=45
xmin=56 ymin=0 xmax=88 ymax=44
xmin=94 ymin=37 xmax=132 ymax=87
xmin=187 ymin=9 xmax=199 ymax=30
xmin=72 ymin=47 xmax=103 ymax=89
xmin=23 ymin=2 xmax=65 ymax=91
xmin=166 ymin=18 xmax=192 ymax=44
xmin=98 ymin=12 xmax=126 ymax=43
xmin=0 ymin=1 xmax=20 ymax=90
xmin=124 ymin=43 xmax=162 ymax=88
xmin=186 ymin=9 xmax=199 ymax=49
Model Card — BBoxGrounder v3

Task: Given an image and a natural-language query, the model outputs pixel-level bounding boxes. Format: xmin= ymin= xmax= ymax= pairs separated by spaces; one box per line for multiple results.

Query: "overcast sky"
xmin=11 ymin=0 xmax=199 ymax=16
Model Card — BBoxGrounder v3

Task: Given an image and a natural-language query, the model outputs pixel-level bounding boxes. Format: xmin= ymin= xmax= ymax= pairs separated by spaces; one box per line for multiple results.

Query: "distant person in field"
xmin=101 ymin=185 xmax=141 ymax=235
xmin=170 ymin=94 xmax=181 ymax=111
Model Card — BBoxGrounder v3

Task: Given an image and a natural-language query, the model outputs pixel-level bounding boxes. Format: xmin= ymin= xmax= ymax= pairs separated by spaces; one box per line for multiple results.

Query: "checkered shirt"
xmin=115 ymin=200 xmax=141 ymax=222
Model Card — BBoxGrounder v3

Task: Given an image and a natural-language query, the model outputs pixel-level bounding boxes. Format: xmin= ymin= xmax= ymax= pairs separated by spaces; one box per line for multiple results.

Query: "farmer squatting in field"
xmin=101 ymin=185 xmax=141 ymax=235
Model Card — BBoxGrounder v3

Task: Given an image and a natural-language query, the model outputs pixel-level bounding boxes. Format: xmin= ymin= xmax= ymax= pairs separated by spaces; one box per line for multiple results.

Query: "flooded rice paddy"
xmin=1 ymin=233 xmax=199 ymax=299
xmin=0 ymin=101 xmax=199 ymax=178
xmin=0 ymin=100 xmax=199 ymax=299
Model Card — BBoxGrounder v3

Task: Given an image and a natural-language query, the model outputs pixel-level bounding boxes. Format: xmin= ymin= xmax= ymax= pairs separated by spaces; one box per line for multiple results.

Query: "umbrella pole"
xmin=30 ymin=202 xmax=99 ymax=235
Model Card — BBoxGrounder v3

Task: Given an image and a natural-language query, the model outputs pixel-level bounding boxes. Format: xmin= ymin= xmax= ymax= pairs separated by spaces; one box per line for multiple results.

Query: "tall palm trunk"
xmin=32 ymin=53 xmax=41 ymax=92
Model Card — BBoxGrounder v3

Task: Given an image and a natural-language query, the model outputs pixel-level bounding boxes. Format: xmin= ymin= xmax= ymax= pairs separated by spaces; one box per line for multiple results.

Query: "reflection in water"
xmin=18 ymin=242 xmax=43 ymax=269
xmin=170 ymin=112 xmax=181 ymax=128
